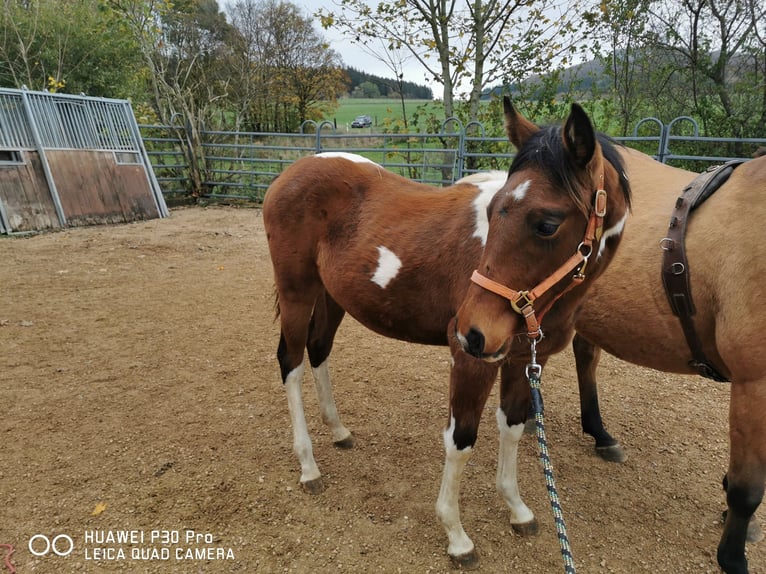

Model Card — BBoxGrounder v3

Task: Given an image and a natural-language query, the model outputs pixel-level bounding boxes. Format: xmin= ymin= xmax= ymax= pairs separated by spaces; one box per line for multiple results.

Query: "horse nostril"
xmin=464 ymin=327 xmax=485 ymax=358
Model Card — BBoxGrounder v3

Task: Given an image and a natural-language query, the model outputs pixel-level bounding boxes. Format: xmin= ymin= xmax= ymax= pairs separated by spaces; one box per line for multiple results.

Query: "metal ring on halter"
xmin=577 ymin=242 xmax=593 ymax=258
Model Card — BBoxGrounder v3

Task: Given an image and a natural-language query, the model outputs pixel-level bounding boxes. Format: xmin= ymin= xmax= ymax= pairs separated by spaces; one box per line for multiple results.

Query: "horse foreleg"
xmin=497 ymin=361 xmax=538 ymax=535
xmin=717 ymin=381 xmax=766 ymax=574
xmin=436 ymin=416 xmax=478 ymax=568
xmin=436 ymin=333 xmax=499 ymax=569
xmin=307 ymin=292 xmax=354 ymax=449
xmin=572 ymin=334 xmax=627 ymax=462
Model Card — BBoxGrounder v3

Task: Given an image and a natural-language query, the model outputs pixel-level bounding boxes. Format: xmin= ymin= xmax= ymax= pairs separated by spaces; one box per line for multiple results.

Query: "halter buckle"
xmin=510 ymin=291 xmax=534 ymax=314
xmin=594 ymin=188 xmax=607 ymax=217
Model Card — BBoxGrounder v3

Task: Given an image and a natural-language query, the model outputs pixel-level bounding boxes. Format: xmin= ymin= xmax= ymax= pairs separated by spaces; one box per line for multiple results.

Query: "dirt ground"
xmin=1 ymin=206 xmax=763 ymax=574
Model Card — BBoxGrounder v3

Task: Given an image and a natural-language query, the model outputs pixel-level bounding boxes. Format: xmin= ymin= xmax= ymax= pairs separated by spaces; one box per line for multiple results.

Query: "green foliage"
xmin=352 ymin=81 xmax=381 ymax=99
xmin=0 ymin=0 xmax=145 ymax=98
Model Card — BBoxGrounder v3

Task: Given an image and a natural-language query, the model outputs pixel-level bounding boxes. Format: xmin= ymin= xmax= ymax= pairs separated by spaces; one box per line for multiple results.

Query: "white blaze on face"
xmin=315 ymin=151 xmax=378 ymax=165
xmin=507 ymin=180 xmax=530 ymax=202
xmin=371 ymin=246 xmax=402 ymax=288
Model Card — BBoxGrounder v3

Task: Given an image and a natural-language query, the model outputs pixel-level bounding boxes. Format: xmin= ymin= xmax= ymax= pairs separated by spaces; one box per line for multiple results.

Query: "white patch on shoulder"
xmin=315 ymin=151 xmax=378 ymax=165
xmin=597 ymin=212 xmax=628 ymax=258
xmin=471 ymin=179 xmax=506 ymax=246
xmin=371 ymin=246 xmax=402 ymax=288
xmin=507 ymin=180 xmax=530 ymax=202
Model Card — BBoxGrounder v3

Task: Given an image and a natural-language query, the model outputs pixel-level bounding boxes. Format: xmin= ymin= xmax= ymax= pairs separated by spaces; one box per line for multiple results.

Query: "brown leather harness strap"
xmin=660 ymin=160 xmax=745 ymax=383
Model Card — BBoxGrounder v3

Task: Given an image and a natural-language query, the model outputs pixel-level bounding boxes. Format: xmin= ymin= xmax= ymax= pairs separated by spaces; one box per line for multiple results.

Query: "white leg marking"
xmin=371 ymin=246 xmax=402 ymax=288
xmin=507 ymin=179 xmax=531 ymax=202
xmin=496 ymin=408 xmax=535 ymax=525
xmin=436 ymin=416 xmax=475 ymax=558
xmin=311 ymin=360 xmax=352 ymax=443
xmin=284 ymin=364 xmax=321 ymax=484
xmin=597 ymin=212 xmax=628 ymax=258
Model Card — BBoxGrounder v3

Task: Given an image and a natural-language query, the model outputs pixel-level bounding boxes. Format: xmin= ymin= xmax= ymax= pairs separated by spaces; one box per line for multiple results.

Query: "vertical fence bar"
xmin=20 ymin=89 xmax=67 ymax=226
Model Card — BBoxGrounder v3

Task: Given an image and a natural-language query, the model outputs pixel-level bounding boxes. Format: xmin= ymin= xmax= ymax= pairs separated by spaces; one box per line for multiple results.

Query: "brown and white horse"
xmin=459 ymin=137 xmax=766 ymax=572
xmin=263 ymin=97 xmax=631 ymax=567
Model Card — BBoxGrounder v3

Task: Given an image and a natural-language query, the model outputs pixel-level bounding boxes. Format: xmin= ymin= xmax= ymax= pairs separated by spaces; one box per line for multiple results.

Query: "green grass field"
xmin=322 ymin=98 xmax=439 ymax=131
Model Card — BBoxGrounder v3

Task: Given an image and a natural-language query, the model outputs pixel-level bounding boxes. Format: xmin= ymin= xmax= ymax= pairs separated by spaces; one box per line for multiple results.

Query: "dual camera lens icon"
xmin=28 ymin=534 xmax=74 ymax=557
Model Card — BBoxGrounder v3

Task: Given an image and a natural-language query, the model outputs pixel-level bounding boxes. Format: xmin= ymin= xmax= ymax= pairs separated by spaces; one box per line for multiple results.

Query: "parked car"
xmin=351 ymin=115 xmax=372 ymax=128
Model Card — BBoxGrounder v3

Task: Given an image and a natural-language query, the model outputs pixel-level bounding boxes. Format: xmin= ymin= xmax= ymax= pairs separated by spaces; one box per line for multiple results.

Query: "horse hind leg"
xmin=275 ymin=288 xmax=327 ymax=494
xmin=307 ymin=291 xmax=354 ymax=449
xmin=572 ymin=334 xmax=627 ymax=463
xmin=717 ymin=380 xmax=766 ymax=573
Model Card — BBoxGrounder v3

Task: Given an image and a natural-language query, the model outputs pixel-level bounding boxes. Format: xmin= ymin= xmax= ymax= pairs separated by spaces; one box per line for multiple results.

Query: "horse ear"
xmin=503 ymin=96 xmax=539 ymax=150
xmin=562 ymin=103 xmax=596 ymax=169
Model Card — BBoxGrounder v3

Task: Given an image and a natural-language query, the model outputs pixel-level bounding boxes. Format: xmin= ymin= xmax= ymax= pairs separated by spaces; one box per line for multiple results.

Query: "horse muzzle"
xmin=454 ymin=315 xmax=514 ymax=363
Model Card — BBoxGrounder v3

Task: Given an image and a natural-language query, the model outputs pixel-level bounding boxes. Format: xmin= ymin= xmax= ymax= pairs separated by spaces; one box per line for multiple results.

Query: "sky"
xmin=297 ymin=0 xmax=440 ymax=96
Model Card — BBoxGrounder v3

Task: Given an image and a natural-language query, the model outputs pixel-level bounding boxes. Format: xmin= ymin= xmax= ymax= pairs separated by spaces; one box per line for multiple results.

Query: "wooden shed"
xmin=0 ymin=88 xmax=167 ymax=234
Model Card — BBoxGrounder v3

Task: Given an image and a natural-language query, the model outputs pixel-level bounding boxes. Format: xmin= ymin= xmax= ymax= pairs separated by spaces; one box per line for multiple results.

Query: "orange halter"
xmin=470 ymin=175 xmax=607 ymax=340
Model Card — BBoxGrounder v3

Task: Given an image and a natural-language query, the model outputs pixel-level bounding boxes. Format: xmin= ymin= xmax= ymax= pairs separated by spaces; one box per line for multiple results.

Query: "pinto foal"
xmin=264 ymin=97 xmax=631 ymax=567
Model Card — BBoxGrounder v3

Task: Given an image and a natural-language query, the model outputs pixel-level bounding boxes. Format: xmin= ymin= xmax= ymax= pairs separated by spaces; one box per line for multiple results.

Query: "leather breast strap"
xmin=660 ymin=160 xmax=745 ymax=382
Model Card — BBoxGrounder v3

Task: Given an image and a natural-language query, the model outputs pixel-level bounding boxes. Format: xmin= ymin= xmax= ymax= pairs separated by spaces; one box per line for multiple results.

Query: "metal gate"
xmin=0 ymin=87 xmax=167 ymax=234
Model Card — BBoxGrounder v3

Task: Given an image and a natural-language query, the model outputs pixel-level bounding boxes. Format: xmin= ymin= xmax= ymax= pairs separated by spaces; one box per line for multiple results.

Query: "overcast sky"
xmin=296 ymin=0 xmax=438 ymax=95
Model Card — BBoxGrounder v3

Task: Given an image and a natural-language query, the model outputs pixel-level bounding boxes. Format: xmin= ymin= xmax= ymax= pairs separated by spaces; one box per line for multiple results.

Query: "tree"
xmin=593 ymin=0 xmax=652 ymax=135
xmin=352 ymin=81 xmax=381 ymax=98
xmin=318 ymin=0 xmax=597 ymax=125
xmin=226 ymin=0 xmax=347 ymax=132
xmin=0 ymin=0 xmax=144 ymax=98
xmin=108 ymin=0 xmax=235 ymax=195
xmin=643 ymin=0 xmax=761 ymax=137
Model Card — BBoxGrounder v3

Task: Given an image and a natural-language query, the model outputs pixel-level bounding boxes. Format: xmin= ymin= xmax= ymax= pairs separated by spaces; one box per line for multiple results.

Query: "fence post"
xmin=664 ymin=116 xmax=699 ymax=164
xmin=442 ymin=117 xmax=464 ymax=180
xmin=299 ymin=120 xmax=336 ymax=153
xmin=632 ymin=117 xmax=665 ymax=162
xmin=20 ymin=89 xmax=67 ymax=226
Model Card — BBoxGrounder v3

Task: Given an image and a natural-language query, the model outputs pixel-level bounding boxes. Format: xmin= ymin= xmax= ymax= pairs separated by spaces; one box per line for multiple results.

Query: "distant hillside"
xmin=483 ymin=58 xmax=609 ymax=99
xmin=345 ymin=67 xmax=432 ymax=100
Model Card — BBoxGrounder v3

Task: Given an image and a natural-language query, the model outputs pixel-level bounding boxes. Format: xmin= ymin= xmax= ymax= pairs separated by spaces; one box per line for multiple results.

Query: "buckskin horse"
xmin=458 ymin=136 xmax=766 ymax=571
xmin=263 ymin=97 xmax=632 ymax=567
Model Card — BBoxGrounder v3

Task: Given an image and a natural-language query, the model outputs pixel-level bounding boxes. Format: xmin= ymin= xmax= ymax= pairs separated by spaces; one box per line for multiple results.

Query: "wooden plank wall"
xmin=47 ymin=150 xmax=160 ymax=227
xmin=0 ymin=150 xmax=160 ymax=233
xmin=0 ymin=152 xmax=59 ymax=233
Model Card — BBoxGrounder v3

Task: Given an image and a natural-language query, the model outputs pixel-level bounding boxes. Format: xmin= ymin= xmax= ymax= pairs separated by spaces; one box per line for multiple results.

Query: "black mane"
xmin=509 ymin=126 xmax=632 ymax=211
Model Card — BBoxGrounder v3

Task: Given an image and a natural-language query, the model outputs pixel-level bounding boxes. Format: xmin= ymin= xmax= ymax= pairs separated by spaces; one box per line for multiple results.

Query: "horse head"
xmin=454 ymin=96 xmax=631 ymax=362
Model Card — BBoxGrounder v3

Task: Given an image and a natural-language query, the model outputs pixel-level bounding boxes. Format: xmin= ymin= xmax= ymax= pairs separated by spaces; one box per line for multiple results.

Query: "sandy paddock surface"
xmin=1 ymin=206 xmax=763 ymax=573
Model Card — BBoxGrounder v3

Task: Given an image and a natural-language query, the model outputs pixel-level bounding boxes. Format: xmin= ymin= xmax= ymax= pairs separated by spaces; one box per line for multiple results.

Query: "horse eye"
xmin=535 ymin=220 xmax=560 ymax=237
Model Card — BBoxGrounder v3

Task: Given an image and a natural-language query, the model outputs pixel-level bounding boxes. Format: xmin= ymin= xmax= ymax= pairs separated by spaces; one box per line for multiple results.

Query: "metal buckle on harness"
xmin=510 ymin=291 xmax=534 ymax=314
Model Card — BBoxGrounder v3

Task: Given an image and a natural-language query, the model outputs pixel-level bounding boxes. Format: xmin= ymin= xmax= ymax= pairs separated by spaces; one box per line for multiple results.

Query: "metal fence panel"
xmin=138 ymin=118 xmax=766 ymax=202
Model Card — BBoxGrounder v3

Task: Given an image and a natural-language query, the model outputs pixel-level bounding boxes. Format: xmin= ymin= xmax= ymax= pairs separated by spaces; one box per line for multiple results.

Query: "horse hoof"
xmin=747 ymin=517 xmax=764 ymax=543
xmin=512 ymin=518 xmax=539 ymax=537
xmin=334 ymin=434 xmax=356 ymax=449
xmin=300 ymin=477 xmax=325 ymax=495
xmin=595 ymin=443 xmax=627 ymax=463
xmin=449 ymin=548 xmax=480 ymax=570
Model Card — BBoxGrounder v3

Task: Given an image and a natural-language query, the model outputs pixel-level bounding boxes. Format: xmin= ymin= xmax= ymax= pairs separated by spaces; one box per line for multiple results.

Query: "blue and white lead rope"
xmin=527 ymin=336 xmax=576 ymax=574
